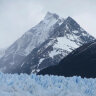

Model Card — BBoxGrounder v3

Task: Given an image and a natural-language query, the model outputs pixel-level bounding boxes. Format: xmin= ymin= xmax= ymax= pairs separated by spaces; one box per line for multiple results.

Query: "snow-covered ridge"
xmin=7 ymin=12 xmax=62 ymax=56
xmin=19 ymin=15 xmax=95 ymax=74
xmin=0 ymin=12 xmax=95 ymax=74
xmin=0 ymin=12 xmax=64 ymax=70
xmin=0 ymin=73 xmax=96 ymax=96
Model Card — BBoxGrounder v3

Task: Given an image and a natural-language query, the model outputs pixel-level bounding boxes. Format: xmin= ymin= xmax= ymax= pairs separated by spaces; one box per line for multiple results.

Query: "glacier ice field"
xmin=0 ymin=72 xmax=96 ymax=96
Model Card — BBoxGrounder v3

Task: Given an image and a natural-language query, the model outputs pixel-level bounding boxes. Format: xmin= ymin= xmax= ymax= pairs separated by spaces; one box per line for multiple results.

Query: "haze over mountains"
xmin=0 ymin=12 xmax=95 ymax=74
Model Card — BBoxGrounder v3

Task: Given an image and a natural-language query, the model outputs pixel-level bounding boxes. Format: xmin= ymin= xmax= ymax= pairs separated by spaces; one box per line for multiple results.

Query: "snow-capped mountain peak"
xmin=9 ymin=14 xmax=94 ymax=74
xmin=0 ymin=12 xmax=65 ymax=73
xmin=0 ymin=12 xmax=95 ymax=74
xmin=44 ymin=12 xmax=59 ymax=20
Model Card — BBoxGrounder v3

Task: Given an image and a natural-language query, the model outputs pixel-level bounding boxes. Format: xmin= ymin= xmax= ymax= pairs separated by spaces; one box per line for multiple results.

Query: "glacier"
xmin=0 ymin=73 xmax=96 ymax=96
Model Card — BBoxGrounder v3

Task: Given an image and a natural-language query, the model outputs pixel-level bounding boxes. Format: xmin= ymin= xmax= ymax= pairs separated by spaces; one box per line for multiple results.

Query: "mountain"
xmin=0 ymin=12 xmax=64 ymax=72
xmin=0 ymin=12 xmax=95 ymax=74
xmin=8 ymin=14 xmax=95 ymax=74
xmin=38 ymin=40 xmax=96 ymax=78
xmin=0 ymin=49 xmax=5 ymax=59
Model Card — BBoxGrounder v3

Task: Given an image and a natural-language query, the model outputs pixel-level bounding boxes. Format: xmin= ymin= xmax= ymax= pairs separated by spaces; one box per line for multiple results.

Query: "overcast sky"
xmin=0 ymin=0 xmax=96 ymax=48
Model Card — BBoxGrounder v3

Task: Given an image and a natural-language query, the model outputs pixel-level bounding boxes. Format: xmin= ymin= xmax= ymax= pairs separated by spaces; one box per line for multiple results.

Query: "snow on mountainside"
xmin=38 ymin=40 xmax=96 ymax=78
xmin=0 ymin=12 xmax=64 ymax=72
xmin=6 ymin=12 xmax=63 ymax=56
xmin=10 ymin=16 xmax=95 ymax=74
xmin=14 ymin=16 xmax=95 ymax=74
xmin=0 ymin=73 xmax=96 ymax=96
xmin=0 ymin=12 xmax=95 ymax=74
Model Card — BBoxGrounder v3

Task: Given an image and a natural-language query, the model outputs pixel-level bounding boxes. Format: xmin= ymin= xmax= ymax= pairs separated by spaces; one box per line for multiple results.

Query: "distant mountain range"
xmin=0 ymin=12 xmax=95 ymax=74
xmin=38 ymin=40 xmax=96 ymax=78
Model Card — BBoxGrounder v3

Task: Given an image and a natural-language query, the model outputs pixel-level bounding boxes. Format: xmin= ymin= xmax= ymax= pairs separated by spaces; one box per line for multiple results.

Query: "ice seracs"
xmin=0 ymin=73 xmax=96 ymax=96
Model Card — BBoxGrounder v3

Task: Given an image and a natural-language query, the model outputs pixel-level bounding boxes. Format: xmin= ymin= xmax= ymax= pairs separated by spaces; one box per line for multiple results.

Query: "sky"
xmin=0 ymin=0 xmax=96 ymax=48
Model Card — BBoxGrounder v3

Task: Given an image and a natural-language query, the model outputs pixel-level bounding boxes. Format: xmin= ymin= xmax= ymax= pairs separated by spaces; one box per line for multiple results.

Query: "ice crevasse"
xmin=0 ymin=72 xmax=96 ymax=96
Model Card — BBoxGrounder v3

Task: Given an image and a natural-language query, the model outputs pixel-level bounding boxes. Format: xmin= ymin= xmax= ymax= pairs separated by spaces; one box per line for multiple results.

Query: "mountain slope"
xmin=0 ymin=12 xmax=64 ymax=72
xmin=0 ymin=49 xmax=5 ymax=59
xmin=0 ymin=12 xmax=95 ymax=74
xmin=38 ymin=40 xmax=96 ymax=78
xmin=10 ymin=16 xmax=95 ymax=74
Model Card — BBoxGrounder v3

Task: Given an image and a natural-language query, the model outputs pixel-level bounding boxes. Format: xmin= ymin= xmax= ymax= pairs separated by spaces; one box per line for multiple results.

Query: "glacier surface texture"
xmin=0 ymin=73 xmax=96 ymax=96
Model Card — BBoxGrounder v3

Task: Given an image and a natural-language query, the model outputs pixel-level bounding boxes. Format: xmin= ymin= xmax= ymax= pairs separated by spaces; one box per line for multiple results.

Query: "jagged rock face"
xmin=0 ymin=12 xmax=64 ymax=72
xmin=8 ymin=15 xmax=94 ymax=74
xmin=0 ymin=12 xmax=95 ymax=74
xmin=38 ymin=40 xmax=96 ymax=78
